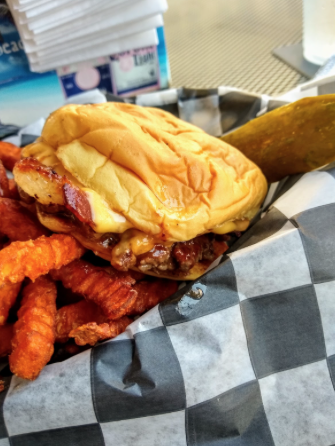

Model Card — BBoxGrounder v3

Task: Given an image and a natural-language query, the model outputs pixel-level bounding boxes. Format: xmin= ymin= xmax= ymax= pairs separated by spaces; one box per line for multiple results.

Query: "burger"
xmin=13 ymin=102 xmax=267 ymax=280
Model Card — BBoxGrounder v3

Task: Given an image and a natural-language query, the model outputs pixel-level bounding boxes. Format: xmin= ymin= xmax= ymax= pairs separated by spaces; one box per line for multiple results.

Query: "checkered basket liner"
xmin=1 ymin=77 xmax=335 ymax=446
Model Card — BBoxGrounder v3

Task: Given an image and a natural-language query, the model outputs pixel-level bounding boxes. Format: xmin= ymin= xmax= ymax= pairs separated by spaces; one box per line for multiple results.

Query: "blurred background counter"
xmin=164 ymin=0 xmax=305 ymax=96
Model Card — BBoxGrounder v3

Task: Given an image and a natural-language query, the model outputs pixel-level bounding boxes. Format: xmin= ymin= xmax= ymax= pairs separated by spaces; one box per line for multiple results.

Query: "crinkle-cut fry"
xmin=9 ymin=276 xmax=57 ymax=380
xmin=130 ymin=280 xmax=179 ymax=315
xmin=0 ymin=198 xmax=49 ymax=242
xmin=104 ymin=266 xmax=146 ymax=284
xmin=0 ymin=160 xmax=9 ymax=198
xmin=0 ymin=282 xmax=22 ymax=325
xmin=0 ymin=324 xmax=14 ymax=357
xmin=51 ymin=259 xmax=137 ymax=320
xmin=0 ymin=234 xmax=85 ymax=286
xmin=55 ymin=300 xmax=107 ymax=343
xmin=69 ymin=317 xmax=132 ymax=346
xmin=0 ymin=142 xmax=21 ymax=171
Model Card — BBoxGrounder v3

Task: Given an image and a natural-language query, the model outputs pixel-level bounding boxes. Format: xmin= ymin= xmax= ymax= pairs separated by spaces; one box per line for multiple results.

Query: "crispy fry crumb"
xmin=55 ymin=300 xmax=106 ymax=343
xmin=69 ymin=317 xmax=132 ymax=346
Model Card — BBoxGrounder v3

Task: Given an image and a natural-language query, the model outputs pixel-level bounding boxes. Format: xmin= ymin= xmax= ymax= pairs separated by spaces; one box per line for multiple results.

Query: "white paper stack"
xmin=6 ymin=0 xmax=167 ymax=72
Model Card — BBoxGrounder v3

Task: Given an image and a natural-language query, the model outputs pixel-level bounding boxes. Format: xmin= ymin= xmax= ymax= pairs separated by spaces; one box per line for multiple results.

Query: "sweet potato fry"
xmin=0 ymin=282 xmax=22 ymax=325
xmin=69 ymin=317 xmax=132 ymax=346
xmin=0 ymin=233 xmax=8 ymax=250
xmin=129 ymin=280 xmax=179 ymax=315
xmin=0 ymin=141 xmax=21 ymax=171
xmin=51 ymin=259 xmax=137 ymax=320
xmin=55 ymin=300 xmax=106 ymax=343
xmin=0 ymin=324 xmax=14 ymax=357
xmin=0 ymin=198 xmax=49 ymax=242
xmin=0 ymin=160 xmax=9 ymax=198
xmin=7 ymin=179 xmax=20 ymax=200
xmin=0 ymin=234 xmax=85 ymax=286
xmin=9 ymin=276 xmax=57 ymax=380
xmin=104 ymin=266 xmax=146 ymax=284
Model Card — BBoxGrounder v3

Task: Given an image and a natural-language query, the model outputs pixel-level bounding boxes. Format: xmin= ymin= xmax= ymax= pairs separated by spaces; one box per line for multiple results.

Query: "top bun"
xmin=21 ymin=102 xmax=267 ymax=242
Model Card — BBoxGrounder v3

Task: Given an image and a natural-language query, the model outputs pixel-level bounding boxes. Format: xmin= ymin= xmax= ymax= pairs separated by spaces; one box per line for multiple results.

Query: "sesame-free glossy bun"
xmin=21 ymin=102 xmax=267 ymax=242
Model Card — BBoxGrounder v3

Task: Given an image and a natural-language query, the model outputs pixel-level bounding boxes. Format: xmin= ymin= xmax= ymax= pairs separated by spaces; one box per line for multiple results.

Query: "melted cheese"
xmin=111 ymin=229 xmax=156 ymax=268
xmin=212 ymin=219 xmax=249 ymax=234
xmin=129 ymin=231 xmax=156 ymax=256
xmin=84 ymin=188 xmax=133 ymax=233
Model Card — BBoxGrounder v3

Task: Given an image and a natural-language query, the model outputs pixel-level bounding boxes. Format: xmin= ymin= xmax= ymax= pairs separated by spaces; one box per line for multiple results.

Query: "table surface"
xmin=164 ymin=0 xmax=307 ymax=96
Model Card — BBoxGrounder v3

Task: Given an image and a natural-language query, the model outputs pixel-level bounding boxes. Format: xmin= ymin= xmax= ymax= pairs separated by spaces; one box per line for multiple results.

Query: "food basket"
xmin=1 ymin=77 xmax=335 ymax=446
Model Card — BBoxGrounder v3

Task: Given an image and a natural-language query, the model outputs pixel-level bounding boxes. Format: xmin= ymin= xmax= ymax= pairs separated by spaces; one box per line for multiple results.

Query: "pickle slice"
xmin=221 ymin=94 xmax=335 ymax=183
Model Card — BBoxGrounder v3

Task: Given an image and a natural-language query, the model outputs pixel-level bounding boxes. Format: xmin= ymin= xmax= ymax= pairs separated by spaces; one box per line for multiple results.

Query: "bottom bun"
xmin=36 ymin=208 xmax=220 ymax=281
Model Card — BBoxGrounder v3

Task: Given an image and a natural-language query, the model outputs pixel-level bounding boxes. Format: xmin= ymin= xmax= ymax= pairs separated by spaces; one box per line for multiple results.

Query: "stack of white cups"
xmin=6 ymin=0 xmax=168 ymax=72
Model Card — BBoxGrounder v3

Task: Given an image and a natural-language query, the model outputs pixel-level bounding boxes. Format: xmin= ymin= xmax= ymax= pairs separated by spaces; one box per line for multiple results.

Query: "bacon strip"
xmin=0 ymin=234 xmax=85 ymax=286
xmin=63 ymin=182 xmax=93 ymax=224
xmin=51 ymin=259 xmax=137 ymax=320
xmin=9 ymin=276 xmax=57 ymax=380
xmin=13 ymin=158 xmax=64 ymax=205
xmin=0 ymin=282 xmax=22 ymax=325
xmin=0 ymin=142 xmax=21 ymax=171
xmin=69 ymin=317 xmax=132 ymax=346
xmin=0 ymin=198 xmax=49 ymax=242
xmin=0 ymin=324 xmax=14 ymax=357
xmin=14 ymin=158 xmax=93 ymax=224
xmin=55 ymin=300 xmax=106 ymax=343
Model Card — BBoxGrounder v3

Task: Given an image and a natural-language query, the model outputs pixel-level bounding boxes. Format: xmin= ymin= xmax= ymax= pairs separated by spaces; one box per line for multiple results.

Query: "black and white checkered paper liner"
xmin=1 ymin=79 xmax=335 ymax=446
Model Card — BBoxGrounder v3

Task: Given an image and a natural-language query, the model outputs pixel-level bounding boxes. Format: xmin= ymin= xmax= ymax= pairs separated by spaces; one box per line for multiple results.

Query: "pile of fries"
xmin=0 ymin=142 xmax=178 ymax=382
